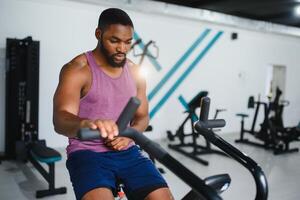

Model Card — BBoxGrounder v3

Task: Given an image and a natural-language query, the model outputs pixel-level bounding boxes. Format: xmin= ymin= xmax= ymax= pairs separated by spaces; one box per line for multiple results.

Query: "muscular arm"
xmin=53 ymin=58 xmax=88 ymax=138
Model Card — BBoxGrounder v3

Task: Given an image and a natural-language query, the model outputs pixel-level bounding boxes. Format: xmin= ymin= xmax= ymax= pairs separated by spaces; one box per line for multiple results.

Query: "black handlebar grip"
xmin=116 ymin=97 xmax=141 ymax=132
xmin=200 ymin=97 xmax=210 ymax=121
xmin=77 ymin=97 xmax=141 ymax=140
xmin=195 ymin=119 xmax=226 ymax=129
xmin=77 ymin=128 xmax=100 ymax=140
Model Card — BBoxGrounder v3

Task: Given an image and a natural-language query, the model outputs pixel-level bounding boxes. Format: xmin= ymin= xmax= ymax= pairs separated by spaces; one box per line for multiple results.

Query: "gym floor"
xmin=1 ymin=133 xmax=299 ymax=200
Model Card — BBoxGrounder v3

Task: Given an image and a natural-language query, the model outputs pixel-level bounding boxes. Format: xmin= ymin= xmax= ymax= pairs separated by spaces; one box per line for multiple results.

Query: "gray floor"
xmin=1 ymin=133 xmax=300 ymax=200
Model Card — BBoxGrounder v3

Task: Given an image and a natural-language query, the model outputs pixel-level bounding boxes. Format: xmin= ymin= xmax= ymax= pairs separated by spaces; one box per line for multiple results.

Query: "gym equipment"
xmin=194 ymin=97 xmax=268 ymax=200
xmin=79 ymin=97 xmax=268 ymax=199
xmin=28 ymin=141 xmax=67 ymax=198
xmin=130 ymin=38 xmax=142 ymax=50
xmin=236 ymin=88 xmax=299 ymax=155
xmin=145 ymin=125 xmax=166 ymax=174
xmin=78 ymin=97 xmax=231 ymax=200
xmin=269 ymin=87 xmax=290 ymax=127
xmin=269 ymin=87 xmax=300 ymax=141
xmin=235 ymin=95 xmax=268 ymax=146
xmin=0 ymin=37 xmax=66 ymax=198
xmin=132 ymin=38 xmax=159 ymax=66
xmin=4 ymin=37 xmax=39 ymax=159
xmin=167 ymin=91 xmax=227 ymax=166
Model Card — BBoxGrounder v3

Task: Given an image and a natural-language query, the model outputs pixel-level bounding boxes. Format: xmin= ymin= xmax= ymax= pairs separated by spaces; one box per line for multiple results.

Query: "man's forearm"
xmin=53 ymin=111 xmax=86 ymax=138
xmin=130 ymin=115 xmax=150 ymax=133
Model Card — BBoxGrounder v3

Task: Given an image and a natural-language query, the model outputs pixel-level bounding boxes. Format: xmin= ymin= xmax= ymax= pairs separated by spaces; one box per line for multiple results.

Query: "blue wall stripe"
xmin=178 ymin=95 xmax=189 ymax=109
xmin=148 ymin=29 xmax=211 ymax=101
xmin=178 ymin=95 xmax=198 ymax=122
xmin=133 ymin=32 xmax=162 ymax=71
xmin=150 ymin=31 xmax=223 ymax=119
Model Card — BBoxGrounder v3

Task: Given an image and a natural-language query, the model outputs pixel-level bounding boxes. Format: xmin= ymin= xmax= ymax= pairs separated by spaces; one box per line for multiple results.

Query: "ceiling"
xmin=152 ymin=0 xmax=300 ymax=28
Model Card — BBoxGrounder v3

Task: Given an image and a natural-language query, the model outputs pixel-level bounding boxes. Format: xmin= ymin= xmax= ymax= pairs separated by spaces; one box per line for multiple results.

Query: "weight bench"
xmin=28 ymin=142 xmax=67 ymax=198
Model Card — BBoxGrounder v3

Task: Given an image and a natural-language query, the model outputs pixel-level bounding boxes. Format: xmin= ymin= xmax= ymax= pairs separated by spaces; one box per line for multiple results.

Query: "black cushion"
xmin=30 ymin=143 xmax=61 ymax=163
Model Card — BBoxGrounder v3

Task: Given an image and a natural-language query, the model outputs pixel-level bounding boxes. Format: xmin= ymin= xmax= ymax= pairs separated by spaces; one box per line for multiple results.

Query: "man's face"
xmin=99 ymin=24 xmax=133 ymax=68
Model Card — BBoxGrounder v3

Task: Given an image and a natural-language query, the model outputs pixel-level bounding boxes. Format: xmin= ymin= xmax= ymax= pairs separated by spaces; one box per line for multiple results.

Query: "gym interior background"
xmin=0 ymin=0 xmax=300 ymax=199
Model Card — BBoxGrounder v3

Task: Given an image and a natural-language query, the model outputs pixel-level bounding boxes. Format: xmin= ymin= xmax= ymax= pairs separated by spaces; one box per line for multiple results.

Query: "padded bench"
xmin=28 ymin=142 xmax=67 ymax=198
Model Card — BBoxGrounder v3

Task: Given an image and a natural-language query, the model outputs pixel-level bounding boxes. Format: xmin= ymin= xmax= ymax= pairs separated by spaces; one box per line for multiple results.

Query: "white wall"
xmin=0 ymin=0 xmax=300 ymax=150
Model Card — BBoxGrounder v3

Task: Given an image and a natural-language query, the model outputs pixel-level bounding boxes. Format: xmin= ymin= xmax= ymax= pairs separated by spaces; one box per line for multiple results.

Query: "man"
xmin=53 ymin=8 xmax=174 ymax=200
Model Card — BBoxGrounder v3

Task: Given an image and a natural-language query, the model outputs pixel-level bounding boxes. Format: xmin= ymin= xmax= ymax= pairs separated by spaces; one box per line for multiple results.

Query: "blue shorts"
xmin=66 ymin=145 xmax=168 ymax=200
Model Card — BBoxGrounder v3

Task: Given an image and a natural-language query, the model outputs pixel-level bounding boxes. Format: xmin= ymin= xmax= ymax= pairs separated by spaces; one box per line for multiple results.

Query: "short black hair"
xmin=98 ymin=8 xmax=134 ymax=31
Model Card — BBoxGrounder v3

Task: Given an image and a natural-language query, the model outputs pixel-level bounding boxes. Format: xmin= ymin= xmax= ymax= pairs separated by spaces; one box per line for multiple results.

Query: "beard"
xmin=100 ymin=40 xmax=126 ymax=68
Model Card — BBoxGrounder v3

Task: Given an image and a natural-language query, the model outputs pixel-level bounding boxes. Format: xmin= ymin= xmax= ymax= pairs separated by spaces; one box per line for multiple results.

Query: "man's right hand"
xmin=80 ymin=119 xmax=119 ymax=140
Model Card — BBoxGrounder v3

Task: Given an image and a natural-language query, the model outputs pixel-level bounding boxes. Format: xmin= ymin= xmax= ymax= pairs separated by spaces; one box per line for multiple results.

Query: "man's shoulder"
xmin=68 ymin=53 xmax=88 ymax=69
xmin=62 ymin=53 xmax=89 ymax=71
xmin=126 ymin=59 xmax=139 ymax=72
xmin=126 ymin=59 xmax=145 ymax=87
xmin=60 ymin=53 xmax=90 ymax=78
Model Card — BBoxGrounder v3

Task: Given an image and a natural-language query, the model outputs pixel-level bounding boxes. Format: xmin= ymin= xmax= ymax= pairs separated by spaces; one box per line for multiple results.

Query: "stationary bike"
xmin=78 ymin=97 xmax=268 ymax=200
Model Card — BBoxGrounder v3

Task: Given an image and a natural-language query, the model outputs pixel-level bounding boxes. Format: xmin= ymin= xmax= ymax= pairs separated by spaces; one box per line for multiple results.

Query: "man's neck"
xmin=92 ymin=48 xmax=124 ymax=78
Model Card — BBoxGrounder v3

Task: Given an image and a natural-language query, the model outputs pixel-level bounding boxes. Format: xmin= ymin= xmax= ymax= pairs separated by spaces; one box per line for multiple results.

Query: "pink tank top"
xmin=66 ymin=51 xmax=137 ymax=155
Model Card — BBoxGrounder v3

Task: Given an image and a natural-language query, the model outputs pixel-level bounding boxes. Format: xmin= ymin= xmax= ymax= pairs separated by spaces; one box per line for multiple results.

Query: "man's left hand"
xmin=104 ymin=137 xmax=133 ymax=151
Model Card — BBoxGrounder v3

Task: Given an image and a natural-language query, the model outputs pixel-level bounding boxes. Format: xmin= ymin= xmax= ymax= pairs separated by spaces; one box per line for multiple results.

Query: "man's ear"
xmin=95 ymin=28 xmax=101 ymax=40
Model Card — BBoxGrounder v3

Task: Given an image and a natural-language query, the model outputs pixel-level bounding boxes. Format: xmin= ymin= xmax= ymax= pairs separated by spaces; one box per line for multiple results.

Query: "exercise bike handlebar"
xmin=198 ymin=97 xmax=226 ymax=129
xmin=77 ymin=97 xmax=141 ymax=140
xmin=194 ymin=97 xmax=268 ymax=200
xmin=77 ymin=97 xmax=222 ymax=200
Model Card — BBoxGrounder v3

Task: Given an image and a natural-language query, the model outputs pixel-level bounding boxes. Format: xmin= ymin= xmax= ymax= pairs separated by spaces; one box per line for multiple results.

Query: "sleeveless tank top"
xmin=66 ymin=51 xmax=137 ymax=155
